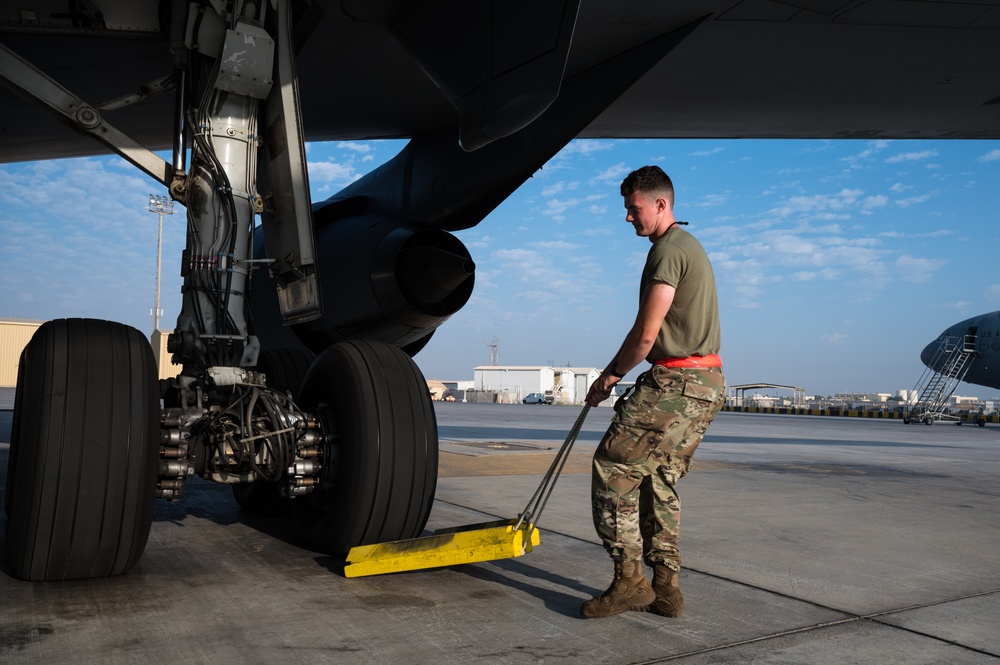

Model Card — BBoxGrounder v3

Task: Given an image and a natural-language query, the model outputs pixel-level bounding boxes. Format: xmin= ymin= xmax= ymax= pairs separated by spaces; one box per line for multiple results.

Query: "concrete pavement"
xmin=1 ymin=399 xmax=998 ymax=663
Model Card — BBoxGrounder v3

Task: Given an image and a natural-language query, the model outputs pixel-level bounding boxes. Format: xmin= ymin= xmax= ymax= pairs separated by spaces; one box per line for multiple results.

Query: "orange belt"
xmin=654 ymin=354 xmax=722 ymax=368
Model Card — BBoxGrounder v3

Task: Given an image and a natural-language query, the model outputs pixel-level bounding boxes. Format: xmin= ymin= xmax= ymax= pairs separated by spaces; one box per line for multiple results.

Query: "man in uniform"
xmin=581 ymin=165 xmax=726 ymax=619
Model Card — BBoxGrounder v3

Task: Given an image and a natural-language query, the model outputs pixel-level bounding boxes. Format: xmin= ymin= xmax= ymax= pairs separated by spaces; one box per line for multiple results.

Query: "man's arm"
xmin=585 ymin=281 xmax=675 ymax=407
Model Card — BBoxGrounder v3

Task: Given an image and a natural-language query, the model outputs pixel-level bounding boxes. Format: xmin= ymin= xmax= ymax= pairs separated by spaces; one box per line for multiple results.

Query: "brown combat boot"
xmin=580 ymin=559 xmax=655 ymax=618
xmin=648 ymin=564 xmax=685 ymax=617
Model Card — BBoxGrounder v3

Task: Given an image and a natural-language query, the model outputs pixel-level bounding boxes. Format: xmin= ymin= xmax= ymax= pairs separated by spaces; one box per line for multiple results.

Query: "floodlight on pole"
xmin=147 ymin=194 xmax=175 ymax=332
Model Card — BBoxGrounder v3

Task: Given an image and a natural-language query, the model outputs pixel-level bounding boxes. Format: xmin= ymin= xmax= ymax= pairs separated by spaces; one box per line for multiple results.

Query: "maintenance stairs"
xmin=904 ymin=333 xmax=977 ymax=425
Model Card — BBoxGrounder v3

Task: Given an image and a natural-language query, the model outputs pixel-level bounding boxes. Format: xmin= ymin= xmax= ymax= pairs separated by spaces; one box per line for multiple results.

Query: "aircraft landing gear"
xmin=5 ymin=319 xmax=159 ymax=582
xmin=2 ymin=0 xmax=443 ymax=580
xmin=230 ymin=348 xmax=314 ymax=517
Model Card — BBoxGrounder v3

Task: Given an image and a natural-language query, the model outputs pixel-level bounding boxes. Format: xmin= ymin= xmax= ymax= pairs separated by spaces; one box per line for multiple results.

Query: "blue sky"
xmin=1 ymin=138 xmax=999 ymax=398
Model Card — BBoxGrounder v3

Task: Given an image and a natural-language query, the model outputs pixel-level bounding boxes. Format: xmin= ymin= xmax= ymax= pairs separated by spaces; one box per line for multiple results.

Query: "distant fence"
xmin=722 ymin=405 xmax=999 ymax=423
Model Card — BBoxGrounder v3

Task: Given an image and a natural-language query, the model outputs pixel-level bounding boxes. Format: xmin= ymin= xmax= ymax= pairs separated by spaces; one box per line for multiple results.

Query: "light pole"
xmin=147 ymin=194 xmax=174 ymax=332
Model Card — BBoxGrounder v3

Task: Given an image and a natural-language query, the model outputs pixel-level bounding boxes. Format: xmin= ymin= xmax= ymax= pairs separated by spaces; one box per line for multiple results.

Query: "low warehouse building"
xmin=0 ymin=319 xmax=42 ymax=387
xmin=473 ymin=366 xmax=555 ymax=403
xmin=472 ymin=365 xmax=602 ymax=404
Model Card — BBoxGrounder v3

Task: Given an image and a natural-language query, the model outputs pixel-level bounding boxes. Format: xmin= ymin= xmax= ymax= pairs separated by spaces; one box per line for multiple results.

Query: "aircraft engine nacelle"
xmin=250 ymin=217 xmax=475 ymax=356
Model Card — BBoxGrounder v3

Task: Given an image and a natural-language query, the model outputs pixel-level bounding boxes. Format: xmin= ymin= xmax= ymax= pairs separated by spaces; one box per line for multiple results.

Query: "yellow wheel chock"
xmin=343 ymin=406 xmax=590 ymax=578
xmin=344 ymin=519 xmax=539 ymax=578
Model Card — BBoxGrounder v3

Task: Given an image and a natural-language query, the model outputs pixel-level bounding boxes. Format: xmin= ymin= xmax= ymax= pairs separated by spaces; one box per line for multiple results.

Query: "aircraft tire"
xmin=257 ymin=347 xmax=316 ymax=399
xmin=5 ymin=319 xmax=158 ymax=581
xmin=232 ymin=348 xmax=315 ymax=517
xmin=293 ymin=340 xmax=438 ymax=554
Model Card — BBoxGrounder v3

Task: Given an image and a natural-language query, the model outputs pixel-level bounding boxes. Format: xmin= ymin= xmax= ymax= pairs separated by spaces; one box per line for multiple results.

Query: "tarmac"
xmin=1 ymin=393 xmax=998 ymax=664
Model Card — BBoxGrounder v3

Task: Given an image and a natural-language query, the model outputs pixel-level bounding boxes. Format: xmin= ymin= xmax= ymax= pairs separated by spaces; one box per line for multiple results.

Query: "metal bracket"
xmin=97 ymin=73 xmax=178 ymax=113
xmin=0 ymin=41 xmax=173 ymax=188
xmin=258 ymin=0 xmax=322 ymax=324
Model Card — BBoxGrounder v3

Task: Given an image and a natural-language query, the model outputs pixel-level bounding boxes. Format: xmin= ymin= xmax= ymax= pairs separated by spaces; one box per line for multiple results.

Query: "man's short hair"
xmin=621 ymin=165 xmax=674 ymax=207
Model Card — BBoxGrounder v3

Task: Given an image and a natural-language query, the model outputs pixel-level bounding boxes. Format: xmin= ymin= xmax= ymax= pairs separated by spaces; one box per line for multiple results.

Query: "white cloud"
xmin=841 ymin=140 xmax=891 ymax=169
xmin=770 ymin=233 xmax=818 ymax=256
xmin=937 ymin=301 xmax=970 ymax=311
xmin=626 ymin=249 xmax=648 ymax=270
xmin=518 ymin=290 xmax=559 ymax=302
xmin=894 ymin=255 xmax=947 ymax=282
xmin=694 ymin=192 xmax=729 ymax=207
xmin=307 ymin=160 xmax=359 ymax=186
xmin=541 ymin=181 xmax=579 ymax=197
xmin=337 ymin=141 xmax=372 ymax=153
xmin=543 ymin=197 xmax=579 ymax=221
xmin=894 ymin=194 xmax=931 ymax=207
xmin=978 ymin=149 xmax=1000 ymax=163
xmin=791 ymin=268 xmax=838 ymax=281
xmin=590 ymin=162 xmax=630 ymax=186
xmin=566 ymin=139 xmax=617 ymax=156
xmin=878 ymin=229 xmax=952 ymax=239
xmin=487 ymin=245 xmax=609 ymax=307
xmin=542 ymin=193 xmax=608 ymax=222
xmin=529 ymin=240 xmax=584 ymax=251
xmin=861 ymin=195 xmax=888 ymax=213
xmin=823 ymin=333 xmax=848 ymax=344
xmin=885 ymin=150 xmax=938 ymax=164
xmin=462 ymin=234 xmax=492 ymax=250
xmin=768 ymin=188 xmax=863 ymax=218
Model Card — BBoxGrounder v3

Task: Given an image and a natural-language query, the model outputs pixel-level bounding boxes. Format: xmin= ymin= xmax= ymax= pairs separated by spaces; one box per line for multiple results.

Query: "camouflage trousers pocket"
xmin=597 ymin=421 xmax=666 ymax=465
xmin=681 ymin=380 xmax=719 ymax=403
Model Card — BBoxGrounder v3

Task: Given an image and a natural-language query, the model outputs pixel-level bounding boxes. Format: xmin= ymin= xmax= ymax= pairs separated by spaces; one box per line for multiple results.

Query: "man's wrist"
xmin=606 ymin=363 xmax=625 ymax=379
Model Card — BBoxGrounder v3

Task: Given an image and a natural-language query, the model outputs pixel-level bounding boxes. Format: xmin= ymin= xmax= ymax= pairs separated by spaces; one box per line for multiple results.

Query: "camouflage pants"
xmin=592 ymin=365 xmax=726 ymax=571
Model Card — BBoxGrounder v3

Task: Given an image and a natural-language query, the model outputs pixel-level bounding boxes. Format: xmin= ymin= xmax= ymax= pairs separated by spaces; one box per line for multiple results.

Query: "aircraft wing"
xmin=1 ymin=0 xmax=999 ymax=165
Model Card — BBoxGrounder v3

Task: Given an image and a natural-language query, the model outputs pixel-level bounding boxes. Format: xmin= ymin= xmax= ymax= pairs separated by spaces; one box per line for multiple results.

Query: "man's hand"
xmin=586 ymin=371 xmax=620 ymax=407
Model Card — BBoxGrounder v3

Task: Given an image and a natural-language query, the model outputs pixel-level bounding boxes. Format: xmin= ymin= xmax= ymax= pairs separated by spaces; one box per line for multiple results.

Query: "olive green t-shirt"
xmin=640 ymin=225 xmax=721 ymax=362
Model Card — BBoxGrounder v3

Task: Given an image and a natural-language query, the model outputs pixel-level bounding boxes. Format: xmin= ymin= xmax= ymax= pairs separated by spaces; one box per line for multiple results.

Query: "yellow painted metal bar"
xmin=344 ymin=518 xmax=540 ymax=578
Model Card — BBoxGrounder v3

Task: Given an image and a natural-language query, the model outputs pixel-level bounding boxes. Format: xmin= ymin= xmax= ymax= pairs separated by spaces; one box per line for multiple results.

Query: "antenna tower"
xmin=487 ymin=337 xmax=500 ymax=366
